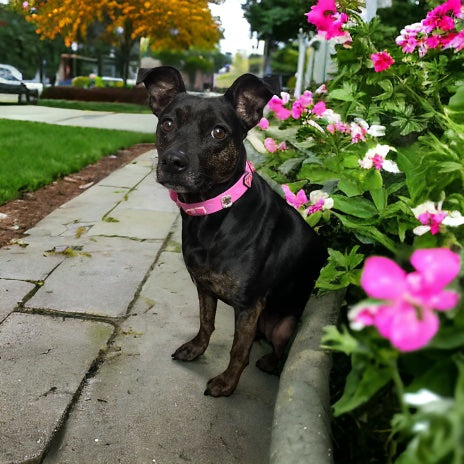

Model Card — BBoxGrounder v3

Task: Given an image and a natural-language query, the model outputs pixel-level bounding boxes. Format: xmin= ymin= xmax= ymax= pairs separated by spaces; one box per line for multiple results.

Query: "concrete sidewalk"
xmin=0 ymin=148 xmax=279 ymax=464
xmin=0 ymin=105 xmax=155 ymax=133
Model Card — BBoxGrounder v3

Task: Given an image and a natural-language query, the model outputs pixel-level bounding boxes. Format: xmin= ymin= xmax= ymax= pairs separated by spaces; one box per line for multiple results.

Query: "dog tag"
xmin=221 ymin=195 xmax=233 ymax=208
xmin=243 ymin=172 xmax=252 ymax=188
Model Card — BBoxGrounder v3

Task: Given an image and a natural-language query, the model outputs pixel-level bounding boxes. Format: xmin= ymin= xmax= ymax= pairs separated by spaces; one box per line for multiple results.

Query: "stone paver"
xmin=0 ymin=279 xmax=35 ymax=322
xmin=26 ymin=237 xmax=165 ymax=317
xmin=0 ymin=313 xmax=113 ymax=464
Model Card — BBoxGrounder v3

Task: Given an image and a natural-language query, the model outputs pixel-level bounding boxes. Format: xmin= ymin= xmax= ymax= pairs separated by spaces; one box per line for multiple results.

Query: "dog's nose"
xmin=161 ymin=151 xmax=188 ymax=173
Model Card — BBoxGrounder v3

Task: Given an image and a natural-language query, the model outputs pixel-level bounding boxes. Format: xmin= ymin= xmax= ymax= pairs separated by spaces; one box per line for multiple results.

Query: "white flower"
xmin=280 ymin=91 xmax=290 ymax=105
xmin=321 ymin=109 xmax=342 ymax=124
xmin=443 ymin=210 xmax=464 ymax=227
xmin=367 ymin=124 xmax=386 ymax=137
xmin=404 ymin=389 xmax=441 ymax=406
xmin=353 ymin=118 xmax=386 ymax=137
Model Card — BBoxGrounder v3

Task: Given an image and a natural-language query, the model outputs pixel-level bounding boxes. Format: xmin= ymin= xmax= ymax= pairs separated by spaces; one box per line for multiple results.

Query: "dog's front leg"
xmin=172 ymin=287 xmax=217 ymax=361
xmin=205 ymin=299 xmax=265 ymax=397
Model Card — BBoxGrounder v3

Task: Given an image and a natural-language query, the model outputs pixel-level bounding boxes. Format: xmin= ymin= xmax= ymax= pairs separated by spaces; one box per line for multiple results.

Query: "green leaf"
xmin=321 ymin=325 xmax=360 ymax=355
xmin=448 ymin=85 xmax=464 ymax=111
xmin=332 ymin=194 xmax=378 ymax=218
xmin=361 ymin=169 xmax=383 ymax=191
xmin=278 ymin=157 xmax=305 ymax=175
xmin=342 ymin=154 xmax=361 ymax=168
xmin=333 ymin=362 xmax=392 ymax=416
xmin=372 ymin=79 xmax=393 ymax=101
xmin=298 ymin=165 xmax=338 ymax=183
xmin=329 ymin=87 xmax=354 ymax=102
xmin=427 ymin=327 xmax=464 ymax=350
xmin=370 ymin=188 xmax=387 ymax=211
xmin=338 ymin=175 xmax=365 ymax=197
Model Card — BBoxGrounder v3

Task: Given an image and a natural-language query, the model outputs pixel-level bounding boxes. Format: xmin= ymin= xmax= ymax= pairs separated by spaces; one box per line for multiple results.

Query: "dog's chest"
xmin=188 ymin=267 xmax=240 ymax=303
xmin=181 ymin=221 xmax=245 ymax=302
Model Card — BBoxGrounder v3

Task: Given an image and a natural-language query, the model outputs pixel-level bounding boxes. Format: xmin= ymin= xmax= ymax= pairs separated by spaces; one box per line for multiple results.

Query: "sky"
xmin=209 ymin=0 xmax=264 ymax=56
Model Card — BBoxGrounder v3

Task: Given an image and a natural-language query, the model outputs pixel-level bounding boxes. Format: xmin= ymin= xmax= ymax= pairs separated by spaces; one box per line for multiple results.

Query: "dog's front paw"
xmin=172 ymin=340 xmax=205 ymax=361
xmin=204 ymin=374 xmax=237 ymax=397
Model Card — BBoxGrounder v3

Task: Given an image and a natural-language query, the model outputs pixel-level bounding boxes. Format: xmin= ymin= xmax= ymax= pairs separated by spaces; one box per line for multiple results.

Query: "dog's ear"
xmin=136 ymin=66 xmax=186 ymax=116
xmin=224 ymin=74 xmax=273 ymax=130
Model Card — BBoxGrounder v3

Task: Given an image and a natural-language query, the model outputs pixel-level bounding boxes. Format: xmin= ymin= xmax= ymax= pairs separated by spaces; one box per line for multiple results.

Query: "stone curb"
xmin=270 ymin=290 xmax=345 ymax=464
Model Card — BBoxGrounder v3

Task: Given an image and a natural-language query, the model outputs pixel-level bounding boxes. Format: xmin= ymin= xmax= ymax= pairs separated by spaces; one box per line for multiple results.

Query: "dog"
xmin=137 ymin=66 xmax=327 ymax=397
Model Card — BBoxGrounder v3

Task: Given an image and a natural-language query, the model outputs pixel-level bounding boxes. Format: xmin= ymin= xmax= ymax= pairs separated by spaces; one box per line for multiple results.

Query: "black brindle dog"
xmin=137 ymin=66 xmax=326 ymax=397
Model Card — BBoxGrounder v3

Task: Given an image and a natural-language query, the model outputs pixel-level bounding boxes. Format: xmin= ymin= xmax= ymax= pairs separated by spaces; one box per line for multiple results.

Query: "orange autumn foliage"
xmin=15 ymin=0 xmax=221 ymax=50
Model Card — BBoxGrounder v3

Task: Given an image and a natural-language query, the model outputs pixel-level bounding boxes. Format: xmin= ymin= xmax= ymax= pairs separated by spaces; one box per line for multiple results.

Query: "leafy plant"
xmin=254 ymin=0 xmax=464 ymax=461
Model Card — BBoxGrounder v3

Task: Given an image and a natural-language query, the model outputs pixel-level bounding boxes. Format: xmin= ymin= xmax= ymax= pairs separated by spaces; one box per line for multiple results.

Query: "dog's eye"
xmin=211 ymin=126 xmax=226 ymax=140
xmin=161 ymin=119 xmax=174 ymax=132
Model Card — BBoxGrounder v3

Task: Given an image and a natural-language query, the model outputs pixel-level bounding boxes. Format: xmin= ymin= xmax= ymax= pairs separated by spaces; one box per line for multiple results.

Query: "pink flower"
xmin=447 ymin=30 xmax=464 ymax=51
xmin=349 ymin=248 xmax=461 ymax=351
xmin=264 ymin=137 xmax=277 ymax=153
xmin=423 ymin=0 xmax=462 ymax=33
xmin=370 ymin=51 xmax=395 ymax=72
xmin=312 ymin=101 xmax=327 ymax=117
xmin=292 ymin=101 xmax=305 ymax=119
xmin=264 ymin=138 xmax=287 ymax=153
xmin=267 ymin=95 xmax=291 ymax=121
xmin=258 ymin=117 xmax=269 ymax=130
xmin=425 ymin=34 xmax=442 ymax=49
xmin=282 ymin=185 xmax=308 ymax=209
xmin=305 ymin=0 xmax=349 ymax=40
xmin=307 ymin=199 xmax=325 ymax=215
xmin=291 ymin=91 xmax=313 ymax=119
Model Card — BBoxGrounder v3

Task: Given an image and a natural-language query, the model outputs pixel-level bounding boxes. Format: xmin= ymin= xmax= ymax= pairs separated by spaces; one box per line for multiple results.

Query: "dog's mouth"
xmin=156 ymin=169 xmax=206 ymax=194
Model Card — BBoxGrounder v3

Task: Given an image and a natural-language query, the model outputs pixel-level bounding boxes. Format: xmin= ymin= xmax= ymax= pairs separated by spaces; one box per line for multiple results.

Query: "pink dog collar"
xmin=169 ymin=161 xmax=255 ymax=216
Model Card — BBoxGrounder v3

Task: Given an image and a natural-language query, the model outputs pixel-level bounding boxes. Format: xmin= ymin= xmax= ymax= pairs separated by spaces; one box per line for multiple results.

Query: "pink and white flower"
xmin=349 ymin=248 xmax=461 ymax=351
xmin=306 ymin=190 xmax=334 ymax=215
xmin=412 ymin=200 xmax=464 ymax=235
xmin=358 ymin=144 xmax=400 ymax=173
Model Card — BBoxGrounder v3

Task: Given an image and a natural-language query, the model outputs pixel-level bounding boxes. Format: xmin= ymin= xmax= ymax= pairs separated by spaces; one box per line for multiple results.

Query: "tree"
xmin=242 ymin=0 xmax=310 ymax=74
xmin=0 ymin=4 xmax=64 ymax=82
xmin=13 ymin=0 xmax=221 ymax=84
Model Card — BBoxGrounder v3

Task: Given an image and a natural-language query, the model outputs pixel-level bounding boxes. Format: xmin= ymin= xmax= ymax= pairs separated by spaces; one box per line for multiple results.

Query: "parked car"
xmin=0 ymin=64 xmax=41 ymax=103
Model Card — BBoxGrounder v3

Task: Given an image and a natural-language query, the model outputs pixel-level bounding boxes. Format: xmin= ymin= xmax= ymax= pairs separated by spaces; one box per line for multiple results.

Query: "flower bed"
xmin=252 ymin=1 xmax=464 ymax=461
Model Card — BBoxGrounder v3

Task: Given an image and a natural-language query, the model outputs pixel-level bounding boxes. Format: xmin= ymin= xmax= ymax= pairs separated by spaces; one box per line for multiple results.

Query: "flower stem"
xmin=389 ymin=357 xmax=408 ymax=415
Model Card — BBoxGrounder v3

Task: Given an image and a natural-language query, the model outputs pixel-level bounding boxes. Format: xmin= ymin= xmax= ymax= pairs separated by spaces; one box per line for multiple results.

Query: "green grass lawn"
xmin=37 ymin=99 xmax=151 ymax=113
xmin=0 ymin=119 xmax=153 ymax=205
